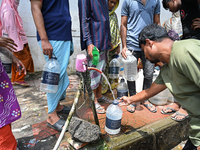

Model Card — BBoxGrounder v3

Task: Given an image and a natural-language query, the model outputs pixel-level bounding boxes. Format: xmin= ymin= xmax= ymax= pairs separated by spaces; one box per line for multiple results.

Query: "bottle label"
xmin=117 ymin=90 xmax=128 ymax=98
xmin=109 ymin=67 xmax=119 ymax=74
xmin=41 ymin=71 xmax=59 ymax=85
xmin=106 ymin=117 xmax=121 ymax=129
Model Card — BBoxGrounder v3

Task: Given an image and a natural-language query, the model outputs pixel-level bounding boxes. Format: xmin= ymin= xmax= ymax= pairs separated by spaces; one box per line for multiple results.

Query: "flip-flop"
xmin=126 ymin=104 xmax=137 ymax=113
xmin=171 ymin=112 xmax=189 ymax=122
xmin=97 ymin=95 xmax=113 ymax=103
xmin=141 ymin=102 xmax=157 ymax=113
xmin=95 ymin=103 xmax=105 ymax=114
xmin=161 ymin=107 xmax=177 ymax=115
xmin=56 ymin=105 xmax=71 ymax=114
xmin=47 ymin=119 xmax=66 ymax=132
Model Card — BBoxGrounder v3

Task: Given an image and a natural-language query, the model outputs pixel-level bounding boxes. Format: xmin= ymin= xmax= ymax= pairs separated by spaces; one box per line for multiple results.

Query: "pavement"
xmin=11 ymin=71 xmax=188 ymax=150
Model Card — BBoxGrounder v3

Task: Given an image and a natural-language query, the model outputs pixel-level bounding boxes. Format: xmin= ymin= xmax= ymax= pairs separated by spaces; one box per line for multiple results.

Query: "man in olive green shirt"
xmin=119 ymin=23 xmax=200 ymax=150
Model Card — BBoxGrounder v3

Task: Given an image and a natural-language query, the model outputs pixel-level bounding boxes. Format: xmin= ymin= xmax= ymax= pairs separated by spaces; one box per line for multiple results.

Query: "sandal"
xmin=141 ymin=102 xmax=157 ymax=113
xmin=14 ymin=81 xmax=30 ymax=87
xmin=126 ymin=104 xmax=137 ymax=113
xmin=47 ymin=119 xmax=66 ymax=132
xmin=57 ymin=105 xmax=71 ymax=114
xmin=97 ymin=95 xmax=113 ymax=103
xmin=161 ymin=107 xmax=177 ymax=115
xmin=171 ymin=112 xmax=189 ymax=122
xmin=95 ymin=103 xmax=105 ymax=114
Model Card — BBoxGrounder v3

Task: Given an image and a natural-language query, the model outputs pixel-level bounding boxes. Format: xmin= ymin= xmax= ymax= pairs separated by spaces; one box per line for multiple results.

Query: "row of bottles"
xmin=106 ymin=50 xmax=137 ymax=135
xmin=108 ymin=50 xmax=138 ymax=81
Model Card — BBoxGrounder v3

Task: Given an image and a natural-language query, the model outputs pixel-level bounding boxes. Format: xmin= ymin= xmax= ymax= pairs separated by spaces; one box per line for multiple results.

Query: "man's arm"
xmin=78 ymin=0 xmax=94 ymax=58
xmin=154 ymin=14 xmax=161 ymax=25
xmin=120 ymin=16 xmax=128 ymax=59
xmin=119 ymin=83 xmax=167 ymax=106
xmin=31 ymin=0 xmax=52 ymax=58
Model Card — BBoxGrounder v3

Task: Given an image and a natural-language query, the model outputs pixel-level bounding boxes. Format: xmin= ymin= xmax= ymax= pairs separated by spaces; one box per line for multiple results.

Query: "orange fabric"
xmin=11 ymin=43 xmax=34 ymax=82
xmin=0 ymin=124 xmax=17 ymax=150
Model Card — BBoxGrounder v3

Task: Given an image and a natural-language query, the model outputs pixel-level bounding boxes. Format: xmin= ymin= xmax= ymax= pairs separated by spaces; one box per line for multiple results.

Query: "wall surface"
xmin=0 ymin=0 xmax=172 ymax=73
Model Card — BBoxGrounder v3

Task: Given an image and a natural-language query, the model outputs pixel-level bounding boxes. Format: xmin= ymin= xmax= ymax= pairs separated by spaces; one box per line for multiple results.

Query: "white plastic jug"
xmin=105 ymin=99 xmax=123 ymax=135
xmin=122 ymin=50 xmax=138 ymax=81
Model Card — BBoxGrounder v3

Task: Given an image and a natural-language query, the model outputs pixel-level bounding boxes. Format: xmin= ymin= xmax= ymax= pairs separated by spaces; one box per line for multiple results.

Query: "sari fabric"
xmin=0 ymin=0 xmax=28 ymax=52
xmin=0 ymin=60 xmax=21 ymax=128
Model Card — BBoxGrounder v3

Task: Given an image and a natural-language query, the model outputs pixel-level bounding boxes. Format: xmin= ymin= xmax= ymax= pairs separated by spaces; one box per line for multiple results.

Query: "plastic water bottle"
xmin=109 ymin=54 xmax=120 ymax=79
xmin=105 ymin=99 xmax=123 ymax=135
xmin=40 ymin=56 xmax=60 ymax=93
xmin=122 ymin=50 xmax=138 ymax=81
xmin=117 ymin=78 xmax=128 ymax=98
xmin=117 ymin=54 xmax=124 ymax=76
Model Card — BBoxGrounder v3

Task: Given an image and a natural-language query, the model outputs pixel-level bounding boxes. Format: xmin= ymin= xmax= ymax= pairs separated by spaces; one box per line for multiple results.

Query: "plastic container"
xmin=92 ymin=47 xmax=99 ymax=66
xmin=105 ymin=99 xmax=123 ymax=135
xmin=40 ymin=56 xmax=60 ymax=93
xmin=109 ymin=54 xmax=120 ymax=79
xmin=122 ymin=50 xmax=138 ymax=81
xmin=0 ymin=33 xmax=12 ymax=74
xmin=149 ymin=68 xmax=169 ymax=105
xmin=117 ymin=78 xmax=128 ymax=98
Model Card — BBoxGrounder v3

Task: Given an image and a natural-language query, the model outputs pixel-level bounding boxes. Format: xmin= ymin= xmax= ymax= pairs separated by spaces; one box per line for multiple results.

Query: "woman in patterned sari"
xmin=102 ymin=0 xmax=121 ymax=94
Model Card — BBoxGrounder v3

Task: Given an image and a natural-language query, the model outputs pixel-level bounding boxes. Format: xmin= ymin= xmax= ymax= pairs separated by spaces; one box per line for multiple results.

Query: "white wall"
xmin=0 ymin=0 xmax=172 ymax=73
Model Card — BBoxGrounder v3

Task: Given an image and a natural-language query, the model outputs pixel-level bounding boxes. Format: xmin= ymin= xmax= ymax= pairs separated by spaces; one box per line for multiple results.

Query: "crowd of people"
xmin=0 ymin=0 xmax=200 ymax=149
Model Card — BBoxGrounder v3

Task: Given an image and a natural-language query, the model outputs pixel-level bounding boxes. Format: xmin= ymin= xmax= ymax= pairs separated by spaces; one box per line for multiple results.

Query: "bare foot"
xmin=47 ymin=111 xmax=60 ymax=125
xmin=161 ymin=102 xmax=180 ymax=114
xmin=142 ymin=101 xmax=157 ymax=113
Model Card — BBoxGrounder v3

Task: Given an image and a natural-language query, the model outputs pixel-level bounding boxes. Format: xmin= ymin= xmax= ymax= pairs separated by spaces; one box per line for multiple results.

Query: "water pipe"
xmin=87 ymin=67 xmax=102 ymax=74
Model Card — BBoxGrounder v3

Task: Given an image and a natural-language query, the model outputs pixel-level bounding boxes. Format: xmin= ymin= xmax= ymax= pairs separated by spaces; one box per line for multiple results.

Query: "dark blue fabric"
xmin=78 ymin=0 xmax=111 ymax=51
xmin=37 ymin=0 xmax=72 ymax=41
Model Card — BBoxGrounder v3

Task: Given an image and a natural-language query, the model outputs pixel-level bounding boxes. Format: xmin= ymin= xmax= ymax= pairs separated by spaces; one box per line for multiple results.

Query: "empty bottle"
xmin=122 ymin=50 xmax=138 ymax=81
xmin=105 ymin=99 xmax=123 ymax=135
xmin=109 ymin=54 xmax=120 ymax=79
xmin=117 ymin=78 xmax=128 ymax=98
xmin=40 ymin=56 xmax=60 ymax=93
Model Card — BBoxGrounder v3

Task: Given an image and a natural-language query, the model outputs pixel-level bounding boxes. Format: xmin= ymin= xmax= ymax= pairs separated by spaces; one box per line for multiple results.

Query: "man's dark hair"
xmin=139 ymin=24 xmax=169 ymax=47
xmin=162 ymin=0 xmax=171 ymax=10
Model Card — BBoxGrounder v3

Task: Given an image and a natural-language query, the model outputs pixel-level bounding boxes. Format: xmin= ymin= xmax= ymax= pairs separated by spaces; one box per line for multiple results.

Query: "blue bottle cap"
xmin=112 ymin=99 xmax=120 ymax=105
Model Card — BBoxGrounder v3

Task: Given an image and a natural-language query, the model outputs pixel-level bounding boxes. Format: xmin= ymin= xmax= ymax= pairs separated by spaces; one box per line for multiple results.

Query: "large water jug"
xmin=109 ymin=54 xmax=120 ymax=79
xmin=105 ymin=99 xmax=123 ymax=135
xmin=122 ymin=50 xmax=138 ymax=81
xmin=40 ymin=56 xmax=60 ymax=93
xmin=149 ymin=68 xmax=169 ymax=105
xmin=117 ymin=78 xmax=128 ymax=98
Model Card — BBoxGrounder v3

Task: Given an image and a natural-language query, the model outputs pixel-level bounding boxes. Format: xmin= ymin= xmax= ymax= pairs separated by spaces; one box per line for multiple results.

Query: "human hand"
xmin=121 ymin=47 xmax=128 ymax=59
xmin=12 ymin=55 xmax=26 ymax=75
xmin=87 ymin=44 xmax=95 ymax=59
xmin=116 ymin=45 xmax=120 ymax=54
xmin=41 ymin=39 xmax=53 ymax=59
xmin=191 ymin=18 xmax=200 ymax=30
xmin=0 ymin=37 xmax=17 ymax=52
xmin=118 ymin=96 xmax=132 ymax=107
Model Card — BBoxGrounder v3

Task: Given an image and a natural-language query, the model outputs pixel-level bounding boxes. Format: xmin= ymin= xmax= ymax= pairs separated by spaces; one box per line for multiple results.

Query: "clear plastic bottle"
xmin=105 ymin=99 xmax=123 ymax=135
xmin=122 ymin=50 xmax=138 ymax=81
xmin=109 ymin=54 xmax=120 ymax=79
xmin=117 ymin=78 xmax=128 ymax=98
xmin=40 ymin=56 xmax=60 ymax=93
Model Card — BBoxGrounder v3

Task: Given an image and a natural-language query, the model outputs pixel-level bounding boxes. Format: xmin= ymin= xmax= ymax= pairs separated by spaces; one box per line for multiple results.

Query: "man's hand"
xmin=121 ymin=47 xmax=128 ymax=59
xmin=118 ymin=96 xmax=132 ymax=106
xmin=41 ymin=39 xmax=53 ymax=59
xmin=12 ymin=55 xmax=26 ymax=75
xmin=0 ymin=37 xmax=17 ymax=52
xmin=191 ymin=18 xmax=200 ymax=30
xmin=87 ymin=44 xmax=95 ymax=59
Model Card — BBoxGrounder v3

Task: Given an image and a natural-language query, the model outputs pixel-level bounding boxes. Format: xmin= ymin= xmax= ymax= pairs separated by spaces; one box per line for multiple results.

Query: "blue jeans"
xmin=127 ymin=51 xmax=154 ymax=96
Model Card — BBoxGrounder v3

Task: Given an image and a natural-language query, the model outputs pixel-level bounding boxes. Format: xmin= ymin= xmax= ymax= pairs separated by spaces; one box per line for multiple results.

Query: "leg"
xmin=140 ymin=51 xmax=156 ymax=112
xmin=182 ymin=138 xmax=197 ymax=150
xmin=94 ymin=85 xmax=106 ymax=114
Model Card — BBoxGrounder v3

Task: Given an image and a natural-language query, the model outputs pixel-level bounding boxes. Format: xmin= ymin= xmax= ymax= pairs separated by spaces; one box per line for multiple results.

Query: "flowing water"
xmin=101 ymin=72 xmax=116 ymax=100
